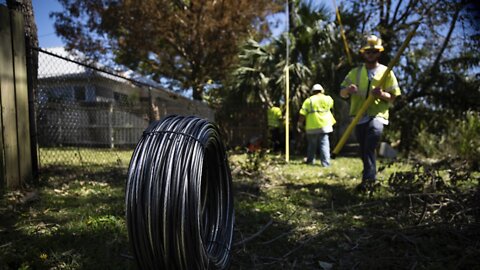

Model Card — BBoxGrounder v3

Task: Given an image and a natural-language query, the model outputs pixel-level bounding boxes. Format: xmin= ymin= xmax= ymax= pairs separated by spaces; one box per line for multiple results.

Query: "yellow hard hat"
xmin=359 ymin=35 xmax=384 ymax=53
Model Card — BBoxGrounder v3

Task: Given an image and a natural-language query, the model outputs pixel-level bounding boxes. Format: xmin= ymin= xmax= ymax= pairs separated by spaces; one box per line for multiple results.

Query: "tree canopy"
xmin=52 ymin=0 xmax=283 ymax=100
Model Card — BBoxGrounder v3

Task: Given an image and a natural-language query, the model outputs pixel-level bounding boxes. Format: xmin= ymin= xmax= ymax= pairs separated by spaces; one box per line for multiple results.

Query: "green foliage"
xmin=230 ymin=150 xmax=273 ymax=177
xmin=415 ymin=127 xmax=444 ymax=157
xmin=413 ymin=111 xmax=480 ymax=169
xmin=451 ymin=111 xmax=480 ymax=167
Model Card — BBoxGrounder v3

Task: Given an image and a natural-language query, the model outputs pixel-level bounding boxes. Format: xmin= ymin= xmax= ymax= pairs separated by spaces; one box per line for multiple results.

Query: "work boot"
xmin=366 ymin=180 xmax=380 ymax=196
xmin=355 ymin=182 xmax=368 ymax=192
xmin=355 ymin=179 xmax=377 ymax=193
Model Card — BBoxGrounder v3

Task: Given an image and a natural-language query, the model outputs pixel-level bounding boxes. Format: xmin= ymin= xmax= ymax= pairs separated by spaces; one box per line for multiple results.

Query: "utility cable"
xmin=125 ymin=115 xmax=234 ymax=270
xmin=332 ymin=0 xmax=353 ymax=66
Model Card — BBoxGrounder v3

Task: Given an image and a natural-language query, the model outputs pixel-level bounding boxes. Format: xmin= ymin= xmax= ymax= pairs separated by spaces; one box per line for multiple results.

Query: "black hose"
xmin=125 ymin=115 xmax=234 ymax=270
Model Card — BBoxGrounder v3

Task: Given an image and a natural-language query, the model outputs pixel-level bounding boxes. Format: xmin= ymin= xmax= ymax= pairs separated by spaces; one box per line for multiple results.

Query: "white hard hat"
xmin=312 ymin=84 xmax=324 ymax=93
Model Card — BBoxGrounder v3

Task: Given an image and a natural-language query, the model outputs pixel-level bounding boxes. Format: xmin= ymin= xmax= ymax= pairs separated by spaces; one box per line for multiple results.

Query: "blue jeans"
xmin=306 ymin=133 xmax=330 ymax=166
xmin=355 ymin=118 xmax=384 ymax=181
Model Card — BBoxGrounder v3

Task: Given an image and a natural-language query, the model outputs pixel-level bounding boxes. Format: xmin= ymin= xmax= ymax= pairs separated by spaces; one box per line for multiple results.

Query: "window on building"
xmin=114 ymin=92 xmax=128 ymax=103
xmin=74 ymin=86 xmax=85 ymax=101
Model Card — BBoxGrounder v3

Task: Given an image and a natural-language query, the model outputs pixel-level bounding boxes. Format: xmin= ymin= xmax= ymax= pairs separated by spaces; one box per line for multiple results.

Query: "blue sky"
xmin=32 ymin=0 xmax=64 ymax=48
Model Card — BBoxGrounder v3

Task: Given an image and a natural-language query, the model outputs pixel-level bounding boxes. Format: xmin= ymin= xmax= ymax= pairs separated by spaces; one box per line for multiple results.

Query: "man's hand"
xmin=340 ymin=84 xmax=358 ymax=98
xmin=296 ymin=124 xmax=303 ymax=133
xmin=371 ymin=87 xmax=383 ymax=97
xmin=297 ymin=115 xmax=305 ymax=133
xmin=371 ymin=87 xmax=395 ymax=102
xmin=347 ymin=84 xmax=358 ymax=94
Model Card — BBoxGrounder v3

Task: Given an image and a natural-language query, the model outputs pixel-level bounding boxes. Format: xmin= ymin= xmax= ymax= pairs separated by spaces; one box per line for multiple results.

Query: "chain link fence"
xmin=35 ymin=47 xmax=214 ymax=171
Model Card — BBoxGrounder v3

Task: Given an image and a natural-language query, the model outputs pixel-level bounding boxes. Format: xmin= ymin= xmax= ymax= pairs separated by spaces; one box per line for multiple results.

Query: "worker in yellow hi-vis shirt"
xmin=267 ymin=102 xmax=283 ymax=152
xmin=339 ymin=34 xmax=401 ymax=191
xmin=297 ymin=84 xmax=336 ymax=167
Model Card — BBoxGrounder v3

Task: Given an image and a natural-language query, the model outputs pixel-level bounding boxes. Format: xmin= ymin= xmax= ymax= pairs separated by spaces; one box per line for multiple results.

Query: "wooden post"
xmin=0 ymin=6 xmax=33 ymax=189
xmin=0 ymin=6 xmax=6 ymax=189
xmin=12 ymin=8 xmax=32 ymax=185
xmin=0 ymin=6 xmax=21 ymax=188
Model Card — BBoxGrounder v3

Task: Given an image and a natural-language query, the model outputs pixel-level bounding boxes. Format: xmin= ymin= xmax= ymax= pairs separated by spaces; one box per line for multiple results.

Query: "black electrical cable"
xmin=125 ymin=115 xmax=234 ymax=270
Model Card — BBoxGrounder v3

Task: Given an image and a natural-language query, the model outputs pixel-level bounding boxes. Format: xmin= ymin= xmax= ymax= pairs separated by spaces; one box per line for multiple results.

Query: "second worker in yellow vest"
xmin=297 ymin=84 xmax=336 ymax=167
xmin=267 ymin=103 xmax=283 ymax=152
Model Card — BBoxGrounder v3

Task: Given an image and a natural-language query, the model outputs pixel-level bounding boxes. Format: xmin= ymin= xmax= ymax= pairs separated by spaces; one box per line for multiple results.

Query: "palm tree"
xmin=230 ymin=0 xmax=352 ymax=126
xmin=230 ymin=39 xmax=278 ymax=106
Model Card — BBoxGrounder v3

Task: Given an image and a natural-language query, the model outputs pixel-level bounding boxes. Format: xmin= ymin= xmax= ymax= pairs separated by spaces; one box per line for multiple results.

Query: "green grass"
xmin=228 ymin=153 xmax=479 ymax=269
xmin=38 ymin=147 xmax=134 ymax=168
xmin=1 ymin=149 xmax=478 ymax=269
xmin=0 ymin=166 xmax=134 ymax=270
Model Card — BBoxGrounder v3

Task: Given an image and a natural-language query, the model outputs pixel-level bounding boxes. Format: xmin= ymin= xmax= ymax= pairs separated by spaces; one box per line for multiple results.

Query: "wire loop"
xmin=126 ymin=115 xmax=235 ymax=270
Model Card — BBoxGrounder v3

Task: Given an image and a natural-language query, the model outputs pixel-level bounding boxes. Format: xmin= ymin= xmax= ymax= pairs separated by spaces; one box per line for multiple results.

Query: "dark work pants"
xmin=269 ymin=127 xmax=282 ymax=152
xmin=355 ymin=118 xmax=384 ymax=181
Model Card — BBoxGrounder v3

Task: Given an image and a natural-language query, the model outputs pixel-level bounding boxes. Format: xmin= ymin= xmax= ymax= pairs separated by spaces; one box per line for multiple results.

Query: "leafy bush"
xmin=450 ymin=111 xmax=480 ymax=168
xmin=230 ymin=149 xmax=270 ymax=176
xmin=414 ymin=111 xmax=480 ymax=169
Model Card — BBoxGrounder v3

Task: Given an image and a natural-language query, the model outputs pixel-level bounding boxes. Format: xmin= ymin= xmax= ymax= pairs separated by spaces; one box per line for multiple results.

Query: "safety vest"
xmin=267 ymin=106 xmax=282 ymax=128
xmin=299 ymin=94 xmax=336 ymax=131
xmin=341 ymin=64 xmax=401 ymax=120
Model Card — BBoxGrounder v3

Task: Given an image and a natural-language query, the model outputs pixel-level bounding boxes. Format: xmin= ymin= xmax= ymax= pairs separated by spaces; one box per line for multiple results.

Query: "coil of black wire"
xmin=125 ymin=115 xmax=235 ymax=270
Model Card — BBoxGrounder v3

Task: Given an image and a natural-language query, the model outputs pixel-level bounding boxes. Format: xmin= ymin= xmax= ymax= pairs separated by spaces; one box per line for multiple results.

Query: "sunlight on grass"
xmin=1 ymin=149 xmax=478 ymax=269
xmin=0 ymin=159 xmax=133 ymax=269
xmin=229 ymin=152 xmax=479 ymax=269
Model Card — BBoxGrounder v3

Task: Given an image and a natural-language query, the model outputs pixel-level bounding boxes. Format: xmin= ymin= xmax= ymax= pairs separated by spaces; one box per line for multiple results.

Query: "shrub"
xmin=414 ymin=111 xmax=480 ymax=169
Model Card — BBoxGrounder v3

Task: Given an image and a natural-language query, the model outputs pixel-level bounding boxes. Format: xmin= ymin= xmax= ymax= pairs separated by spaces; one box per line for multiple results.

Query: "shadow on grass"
xmin=281 ymin=180 xmax=361 ymax=209
xmin=0 ymin=165 xmax=135 ymax=270
xmin=276 ymin=177 xmax=480 ymax=270
xmin=231 ymin=176 xmax=299 ymax=269
xmin=230 ymin=174 xmax=361 ymax=269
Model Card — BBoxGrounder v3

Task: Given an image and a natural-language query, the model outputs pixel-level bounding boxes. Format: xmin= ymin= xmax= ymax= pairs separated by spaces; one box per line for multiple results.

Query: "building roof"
xmin=38 ymin=47 xmax=208 ymax=106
